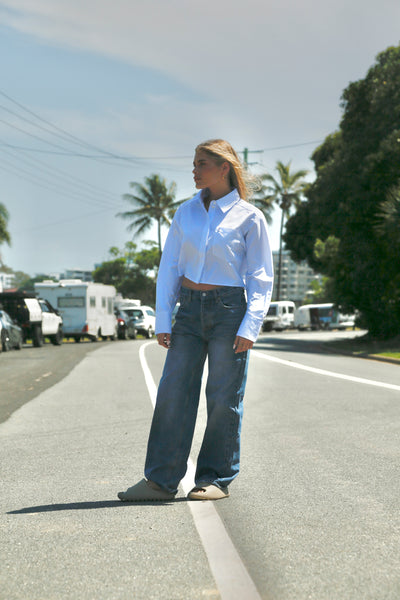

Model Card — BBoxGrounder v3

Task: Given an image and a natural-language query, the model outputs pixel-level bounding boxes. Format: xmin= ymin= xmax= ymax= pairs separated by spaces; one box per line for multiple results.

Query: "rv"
xmin=294 ymin=303 xmax=356 ymax=331
xmin=262 ymin=301 xmax=295 ymax=331
xmin=35 ymin=280 xmax=117 ymax=342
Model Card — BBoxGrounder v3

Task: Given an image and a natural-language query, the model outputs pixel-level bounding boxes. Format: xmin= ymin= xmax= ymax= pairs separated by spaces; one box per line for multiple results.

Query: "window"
xmin=102 ymin=297 xmax=106 ymax=308
xmin=58 ymin=297 xmax=85 ymax=308
xmin=146 ymin=308 xmax=155 ymax=316
xmin=107 ymin=298 xmax=113 ymax=314
xmin=39 ymin=300 xmax=50 ymax=313
xmin=90 ymin=296 xmax=96 ymax=308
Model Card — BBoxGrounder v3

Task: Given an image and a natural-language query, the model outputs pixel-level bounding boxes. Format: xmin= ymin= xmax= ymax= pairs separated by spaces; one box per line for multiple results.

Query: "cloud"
xmin=1 ymin=0 xmax=399 ymax=152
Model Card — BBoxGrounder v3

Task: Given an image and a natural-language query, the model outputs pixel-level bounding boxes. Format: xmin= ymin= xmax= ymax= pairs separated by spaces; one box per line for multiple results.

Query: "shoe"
xmin=117 ymin=478 xmax=175 ymax=502
xmin=187 ymin=484 xmax=229 ymax=501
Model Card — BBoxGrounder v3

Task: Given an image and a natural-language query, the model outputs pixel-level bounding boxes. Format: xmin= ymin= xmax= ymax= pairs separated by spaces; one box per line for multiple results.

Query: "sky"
xmin=0 ymin=0 xmax=399 ymax=276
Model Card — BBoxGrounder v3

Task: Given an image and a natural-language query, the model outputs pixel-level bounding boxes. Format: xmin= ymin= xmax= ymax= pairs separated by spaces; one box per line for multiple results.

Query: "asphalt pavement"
xmin=1 ymin=331 xmax=400 ymax=599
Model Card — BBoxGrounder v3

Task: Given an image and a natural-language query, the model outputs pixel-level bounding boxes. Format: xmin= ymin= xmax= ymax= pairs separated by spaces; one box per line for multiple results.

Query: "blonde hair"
xmin=195 ymin=139 xmax=260 ymax=201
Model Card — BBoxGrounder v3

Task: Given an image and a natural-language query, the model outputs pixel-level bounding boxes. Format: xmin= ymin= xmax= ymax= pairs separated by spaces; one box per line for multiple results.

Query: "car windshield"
xmin=124 ymin=309 xmax=143 ymax=319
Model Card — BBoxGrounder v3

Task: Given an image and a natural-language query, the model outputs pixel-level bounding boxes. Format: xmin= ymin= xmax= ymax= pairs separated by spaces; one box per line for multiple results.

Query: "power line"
xmin=0 ymin=155 xmax=124 ymax=211
xmin=12 ymin=207 xmax=118 ymax=235
xmin=0 ymin=140 xmax=122 ymax=206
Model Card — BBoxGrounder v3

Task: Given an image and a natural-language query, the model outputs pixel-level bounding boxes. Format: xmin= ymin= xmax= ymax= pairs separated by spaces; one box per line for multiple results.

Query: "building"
xmin=0 ymin=271 xmax=15 ymax=293
xmin=272 ymin=250 xmax=322 ymax=304
xmin=61 ymin=269 xmax=93 ymax=282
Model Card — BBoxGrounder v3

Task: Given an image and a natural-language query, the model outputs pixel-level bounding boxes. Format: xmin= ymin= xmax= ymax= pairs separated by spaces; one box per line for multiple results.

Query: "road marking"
xmin=139 ymin=342 xmax=262 ymax=600
xmin=252 ymin=350 xmax=400 ymax=391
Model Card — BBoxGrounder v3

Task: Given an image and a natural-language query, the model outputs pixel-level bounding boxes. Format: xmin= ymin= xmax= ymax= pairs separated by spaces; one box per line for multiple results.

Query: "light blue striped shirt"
xmin=155 ymin=188 xmax=274 ymax=342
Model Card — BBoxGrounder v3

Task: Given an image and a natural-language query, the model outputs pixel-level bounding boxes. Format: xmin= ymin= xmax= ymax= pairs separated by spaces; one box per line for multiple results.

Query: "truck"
xmin=294 ymin=303 xmax=356 ymax=331
xmin=0 ymin=290 xmax=63 ymax=346
xmin=35 ymin=280 xmax=117 ymax=342
xmin=262 ymin=301 xmax=295 ymax=331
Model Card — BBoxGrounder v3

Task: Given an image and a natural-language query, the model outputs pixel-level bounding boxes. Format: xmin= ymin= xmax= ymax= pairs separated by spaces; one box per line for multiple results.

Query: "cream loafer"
xmin=187 ymin=484 xmax=229 ymax=501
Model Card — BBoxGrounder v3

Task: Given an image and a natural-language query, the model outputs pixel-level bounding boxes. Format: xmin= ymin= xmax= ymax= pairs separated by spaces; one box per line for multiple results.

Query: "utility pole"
xmin=242 ymin=148 xmax=263 ymax=168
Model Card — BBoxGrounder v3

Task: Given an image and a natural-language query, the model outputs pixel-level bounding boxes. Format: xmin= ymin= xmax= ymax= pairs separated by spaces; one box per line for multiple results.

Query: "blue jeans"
xmin=144 ymin=286 xmax=249 ymax=494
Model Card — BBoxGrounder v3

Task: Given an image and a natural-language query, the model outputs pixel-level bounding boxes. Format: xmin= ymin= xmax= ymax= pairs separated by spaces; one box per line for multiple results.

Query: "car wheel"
xmin=145 ymin=326 xmax=154 ymax=339
xmin=51 ymin=327 xmax=63 ymax=345
xmin=15 ymin=335 xmax=23 ymax=350
xmin=32 ymin=324 xmax=44 ymax=347
xmin=74 ymin=336 xmax=81 ymax=343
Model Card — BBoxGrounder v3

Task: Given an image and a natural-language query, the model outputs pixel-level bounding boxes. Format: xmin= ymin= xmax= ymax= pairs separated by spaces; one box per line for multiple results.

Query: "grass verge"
xmin=324 ymin=333 xmax=400 ymax=361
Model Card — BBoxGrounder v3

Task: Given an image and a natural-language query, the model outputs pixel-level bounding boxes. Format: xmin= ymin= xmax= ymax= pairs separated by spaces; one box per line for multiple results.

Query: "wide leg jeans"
xmin=144 ymin=286 xmax=249 ymax=494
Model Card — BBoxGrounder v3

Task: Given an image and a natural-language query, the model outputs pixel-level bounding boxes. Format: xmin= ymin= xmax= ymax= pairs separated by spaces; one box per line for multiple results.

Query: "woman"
xmin=118 ymin=139 xmax=273 ymax=501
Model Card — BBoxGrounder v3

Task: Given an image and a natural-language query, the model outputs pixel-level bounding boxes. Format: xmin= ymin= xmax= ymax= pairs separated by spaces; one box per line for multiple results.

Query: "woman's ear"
xmin=222 ymin=162 xmax=230 ymax=178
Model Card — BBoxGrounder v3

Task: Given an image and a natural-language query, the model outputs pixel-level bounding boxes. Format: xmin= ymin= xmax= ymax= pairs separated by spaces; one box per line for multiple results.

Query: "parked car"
xmin=38 ymin=298 xmax=64 ymax=345
xmin=0 ymin=309 xmax=23 ymax=351
xmin=0 ymin=291 xmax=63 ymax=347
xmin=262 ymin=301 xmax=295 ymax=331
xmin=115 ymin=308 xmax=137 ymax=340
xmin=120 ymin=305 xmax=156 ymax=338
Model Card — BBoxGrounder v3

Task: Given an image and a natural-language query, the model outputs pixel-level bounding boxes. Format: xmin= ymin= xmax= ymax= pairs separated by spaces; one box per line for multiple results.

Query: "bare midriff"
xmin=181 ymin=276 xmax=225 ymax=291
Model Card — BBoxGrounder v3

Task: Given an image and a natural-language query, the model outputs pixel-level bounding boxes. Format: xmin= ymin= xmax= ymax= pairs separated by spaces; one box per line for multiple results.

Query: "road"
xmin=0 ymin=339 xmax=104 ymax=423
xmin=1 ymin=331 xmax=399 ymax=599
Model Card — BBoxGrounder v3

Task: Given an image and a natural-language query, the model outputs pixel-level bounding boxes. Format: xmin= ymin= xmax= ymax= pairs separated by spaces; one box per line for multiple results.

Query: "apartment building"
xmin=272 ymin=250 xmax=321 ymax=304
xmin=0 ymin=271 xmax=15 ymax=293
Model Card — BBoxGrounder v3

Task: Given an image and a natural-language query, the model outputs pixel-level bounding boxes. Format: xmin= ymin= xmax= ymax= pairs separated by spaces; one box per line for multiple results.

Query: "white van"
xmin=262 ymin=301 xmax=295 ymax=331
xmin=35 ymin=280 xmax=117 ymax=342
xmin=294 ymin=303 xmax=356 ymax=331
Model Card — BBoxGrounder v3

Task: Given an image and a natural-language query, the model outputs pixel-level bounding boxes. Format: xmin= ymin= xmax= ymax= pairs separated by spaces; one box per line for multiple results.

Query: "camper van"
xmin=35 ymin=280 xmax=117 ymax=342
xmin=262 ymin=301 xmax=295 ymax=331
xmin=294 ymin=303 xmax=356 ymax=331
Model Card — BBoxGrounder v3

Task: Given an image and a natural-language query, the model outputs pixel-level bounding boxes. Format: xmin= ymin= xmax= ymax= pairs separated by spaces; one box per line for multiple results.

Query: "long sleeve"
xmin=236 ymin=213 xmax=274 ymax=342
xmin=155 ymin=215 xmax=183 ymax=335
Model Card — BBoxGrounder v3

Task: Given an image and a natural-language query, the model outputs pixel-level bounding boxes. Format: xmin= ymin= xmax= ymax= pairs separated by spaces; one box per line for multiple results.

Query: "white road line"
xmin=252 ymin=350 xmax=400 ymax=391
xmin=139 ymin=342 xmax=262 ymax=600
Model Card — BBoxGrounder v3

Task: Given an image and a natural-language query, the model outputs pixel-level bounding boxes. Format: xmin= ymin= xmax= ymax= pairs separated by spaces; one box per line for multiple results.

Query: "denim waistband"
xmin=180 ymin=285 xmax=244 ymax=300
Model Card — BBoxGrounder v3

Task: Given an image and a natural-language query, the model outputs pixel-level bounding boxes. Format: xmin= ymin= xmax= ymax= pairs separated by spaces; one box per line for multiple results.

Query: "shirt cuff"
xmin=236 ymin=312 xmax=263 ymax=343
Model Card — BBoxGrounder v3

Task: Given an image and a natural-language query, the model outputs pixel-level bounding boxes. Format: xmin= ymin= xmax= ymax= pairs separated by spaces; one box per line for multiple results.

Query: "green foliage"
xmin=0 ymin=203 xmax=11 ymax=263
xmin=92 ymin=242 xmax=158 ymax=306
xmin=284 ymin=44 xmax=400 ymax=338
xmin=305 ymin=276 xmax=335 ymax=305
xmin=257 ymin=161 xmax=308 ymax=300
xmin=19 ymin=273 xmax=54 ymax=292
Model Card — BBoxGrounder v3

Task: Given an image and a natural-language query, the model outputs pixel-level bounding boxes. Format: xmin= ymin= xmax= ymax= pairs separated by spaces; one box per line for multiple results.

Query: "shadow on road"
xmin=7 ymin=498 xmax=189 ymax=513
xmin=255 ymin=335 xmax=335 ymax=356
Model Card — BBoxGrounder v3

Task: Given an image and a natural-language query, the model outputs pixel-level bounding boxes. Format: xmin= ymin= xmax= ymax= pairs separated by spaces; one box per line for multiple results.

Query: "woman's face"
xmin=193 ymin=150 xmax=227 ymax=190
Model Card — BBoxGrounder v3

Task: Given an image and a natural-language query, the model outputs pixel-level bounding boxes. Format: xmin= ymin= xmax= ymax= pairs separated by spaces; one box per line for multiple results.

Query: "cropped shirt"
xmin=155 ymin=188 xmax=274 ymax=342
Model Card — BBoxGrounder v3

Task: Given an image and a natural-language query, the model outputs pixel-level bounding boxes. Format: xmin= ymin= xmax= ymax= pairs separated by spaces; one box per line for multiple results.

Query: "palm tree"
xmin=261 ymin=162 xmax=308 ymax=300
xmin=0 ymin=203 xmax=11 ymax=265
xmin=252 ymin=186 xmax=275 ymax=225
xmin=118 ymin=174 xmax=181 ymax=258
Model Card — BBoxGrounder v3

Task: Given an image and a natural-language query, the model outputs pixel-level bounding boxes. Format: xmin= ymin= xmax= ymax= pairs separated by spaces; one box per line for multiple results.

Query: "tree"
xmin=0 ymin=203 xmax=11 ymax=264
xmin=284 ymin=44 xmax=400 ymax=338
xmin=92 ymin=243 xmax=159 ymax=306
xmin=259 ymin=162 xmax=308 ymax=300
xmin=118 ymin=174 xmax=181 ymax=258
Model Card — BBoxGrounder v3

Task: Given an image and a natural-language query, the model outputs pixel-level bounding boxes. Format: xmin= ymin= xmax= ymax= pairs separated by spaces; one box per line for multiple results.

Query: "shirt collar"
xmin=198 ymin=188 xmax=241 ymax=213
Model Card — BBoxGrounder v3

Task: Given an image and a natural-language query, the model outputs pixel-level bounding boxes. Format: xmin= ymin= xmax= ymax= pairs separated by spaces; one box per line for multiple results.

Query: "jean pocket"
xmin=178 ymin=292 xmax=190 ymax=309
xmin=217 ymin=292 xmax=245 ymax=310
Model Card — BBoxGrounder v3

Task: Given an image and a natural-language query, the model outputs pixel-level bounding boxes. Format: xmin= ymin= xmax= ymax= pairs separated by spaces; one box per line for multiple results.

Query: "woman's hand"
xmin=157 ymin=333 xmax=171 ymax=349
xmin=233 ymin=336 xmax=253 ymax=354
